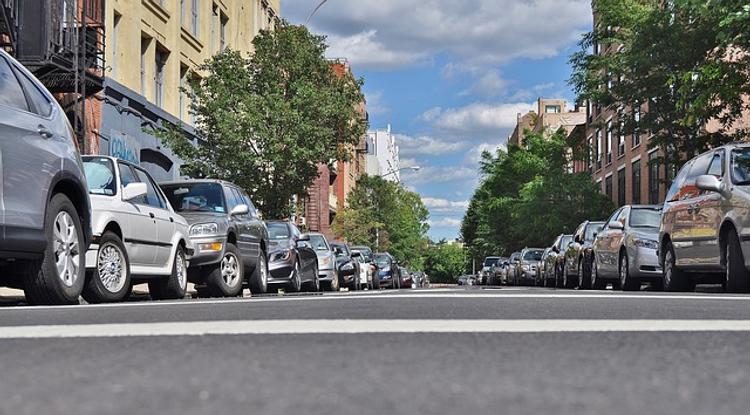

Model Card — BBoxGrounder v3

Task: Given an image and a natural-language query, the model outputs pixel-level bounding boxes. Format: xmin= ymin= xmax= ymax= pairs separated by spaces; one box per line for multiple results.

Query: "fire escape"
xmin=2 ymin=0 xmax=105 ymax=151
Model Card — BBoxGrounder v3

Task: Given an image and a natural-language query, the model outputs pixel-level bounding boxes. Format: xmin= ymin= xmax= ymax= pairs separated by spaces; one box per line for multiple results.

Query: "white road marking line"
xmin=4 ymin=291 xmax=750 ymax=312
xmin=3 ymin=320 xmax=750 ymax=339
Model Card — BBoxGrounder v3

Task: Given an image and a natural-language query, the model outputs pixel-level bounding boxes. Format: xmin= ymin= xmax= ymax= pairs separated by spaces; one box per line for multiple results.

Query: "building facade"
xmin=365 ymin=124 xmax=401 ymax=182
xmin=100 ymin=0 xmax=279 ymax=181
xmin=508 ymin=98 xmax=586 ymax=147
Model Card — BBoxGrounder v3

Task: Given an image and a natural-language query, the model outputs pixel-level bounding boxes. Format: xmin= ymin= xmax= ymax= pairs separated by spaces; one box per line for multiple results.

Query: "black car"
xmin=330 ymin=242 xmax=360 ymax=290
xmin=375 ymin=252 xmax=401 ymax=289
xmin=265 ymin=221 xmax=319 ymax=292
xmin=160 ymin=180 xmax=270 ymax=296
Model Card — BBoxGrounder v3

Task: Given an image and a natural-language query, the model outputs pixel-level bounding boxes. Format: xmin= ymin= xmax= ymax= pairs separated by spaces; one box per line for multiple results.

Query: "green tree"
xmin=423 ymin=242 xmax=467 ymax=284
xmin=156 ymin=22 xmax=368 ymax=218
xmin=333 ymin=175 xmax=430 ymax=269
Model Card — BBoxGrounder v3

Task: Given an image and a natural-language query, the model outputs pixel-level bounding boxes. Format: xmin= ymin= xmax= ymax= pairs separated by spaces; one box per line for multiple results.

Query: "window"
xmin=211 ymin=4 xmax=218 ymax=52
xmin=618 ymin=119 xmax=626 ymax=156
xmin=83 ymin=158 xmax=117 ymax=196
xmin=191 ymin=0 xmax=200 ymax=36
xmin=119 ymin=163 xmax=147 ymax=205
xmin=606 ymin=121 xmax=613 ymax=164
xmin=0 ymin=57 xmax=29 ymax=111
xmin=605 ymin=175 xmax=613 ymax=200
xmin=220 ymin=13 xmax=228 ymax=51
xmin=618 ymin=168 xmax=626 ymax=206
xmin=179 ymin=64 xmax=188 ymax=121
xmin=648 ymin=152 xmax=661 ymax=204
xmin=707 ymin=152 xmax=724 ymax=177
xmin=181 ymin=0 xmax=186 ymax=26
xmin=596 ymin=129 xmax=602 ymax=170
xmin=155 ymin=48 xmax=168 ymax=108
xmin=666 ymin=160 xmax=693 ymax=202
xmin=12 ymin=66 xmax=53 ymax=117
xmin=587 ymin=135 xmax=594 ymax=172
xmin=161 ymin=183 xmax=226 ymax=213
xmin=239 ymin=190 xmax=258 ymax=217
xmin=632 ymin=160 xmax=641 ymax=204
xmin=140 ymin=37 xmax=150 ymax=96
xmin=112 ymin=13 xmax=121 ymax=78
xmin=134 ymin=167 xmax=166 ymax=209
xmin=224 ymin=186 xmax=242 ymax=211
xmin=544 ymin=105 xmax=560 ymax=114
xmin=633 ymin=106 xmax=641 ymax=148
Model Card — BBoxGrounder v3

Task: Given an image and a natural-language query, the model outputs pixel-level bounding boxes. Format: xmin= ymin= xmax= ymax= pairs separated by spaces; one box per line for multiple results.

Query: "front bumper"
xmin=318 ymin=267 xmax=336 ymax=281
xmin=186 ymin=236 xmax=227 ymax=268
xmin=268 ymin=254 xmax=295 ymax=283
xmin=630 ymin=246 xmax=662 ymax=278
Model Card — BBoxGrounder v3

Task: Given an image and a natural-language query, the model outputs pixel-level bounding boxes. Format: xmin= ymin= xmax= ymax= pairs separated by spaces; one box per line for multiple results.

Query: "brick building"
xmin=508 ymin=98 xmax=586 ymax=147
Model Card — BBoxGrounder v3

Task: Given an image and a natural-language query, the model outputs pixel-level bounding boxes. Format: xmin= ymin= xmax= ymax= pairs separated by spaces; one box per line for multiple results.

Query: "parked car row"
xmin=0 ymin=50 xmax=423 ymax=305
xmin=484 ymin=142 xmax=750 ymax=293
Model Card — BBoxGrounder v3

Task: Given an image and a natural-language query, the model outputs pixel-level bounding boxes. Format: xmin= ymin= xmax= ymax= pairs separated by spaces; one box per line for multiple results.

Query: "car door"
xmin=239 ymin=189 xmax=266 ymax=261
xmin=690 ymin=150 xmax=725 ymax=267
xmin=291 ymin=223 xmax=316 ymax=276
xmin=231 ymin=188 xmax=263 ymax=264
xmin=134 ymin=167 xmax=175 ymax=268
xmin=568 ymin=224 xmax=585 ymax=274
xmin=0 ymin=55 xmax=64 ymax=238
xmin=118 ymin=163 xmax=159 ymax=266
xmin=596 ymin=209 xmax=622 ymax=277
xmin=674 ymin=154 xmax=712 ymax=267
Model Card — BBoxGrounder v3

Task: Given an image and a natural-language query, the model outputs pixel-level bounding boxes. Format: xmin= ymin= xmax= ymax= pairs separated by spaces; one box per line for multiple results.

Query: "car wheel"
xmin=288 ymin=260 xmax=302 ymax=293
xmin=23 ymin=194 xmax=86 ymax=306
xmin=149 ymin=245 xmax=188 ymax=300
xmin=563 ymin=264 xmax=575 ymax=289
xmin=373 ymin=274 xmax=381 ymax=290
xmin=725 ymin=230 xmax=750 ymax=293
xmin=203 ymin=243 xmax=244 ymax=297
xmin=249 ymin=252 xmax=269 ymax=294
xmin=82 ymin=231 xmax=131 ymax=303
xmin=663 ymin=243 xmax=694 ymax=292
xmin=619 ymin=252 xmax=639 ymax=292
xmin=591 ymin=257 xmax=607 ymax=290
xmin=305 ymin=262 xmax=320 ymax=292
xmin=577 ymin=259 xmax=588 ymax=290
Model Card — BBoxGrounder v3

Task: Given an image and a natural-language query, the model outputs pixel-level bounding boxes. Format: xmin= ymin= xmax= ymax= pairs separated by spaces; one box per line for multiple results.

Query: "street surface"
xmin=2 ymin=287 xmax=750 ymax=414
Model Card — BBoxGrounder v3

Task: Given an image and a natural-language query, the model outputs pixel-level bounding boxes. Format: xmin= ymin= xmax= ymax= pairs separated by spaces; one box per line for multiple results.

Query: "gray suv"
xmin=0 ymin=50 xmax=92 ymax=305
xmin=660 ymin=144 xmax=750 ymax=292
xmin=160 ymin=180 xmax=269 ymax=296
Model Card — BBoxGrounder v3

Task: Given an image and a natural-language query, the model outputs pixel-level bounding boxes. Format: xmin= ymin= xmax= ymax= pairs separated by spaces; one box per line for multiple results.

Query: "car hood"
xmin=269 ymin=238 xmax=292 ymax=250
xmin=176 ymin=211 xmax=228 ymax=225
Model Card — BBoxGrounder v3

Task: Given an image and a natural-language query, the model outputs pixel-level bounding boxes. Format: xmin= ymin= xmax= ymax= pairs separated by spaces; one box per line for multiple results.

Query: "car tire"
xmin=591 ymin=258 xmax=607 ymax=290
xmin=619 ymin=252 xmax=639 ymax=292
xmin=373 ymin=274 xmax=381 ymax=290
xmin=563 ymin=264 xmax=576 ymax=289
xmin=82 ymin=231 xmax=132 ymax=303
xmin=149 ymin=245 xmax=188 ymax=300
xmin=249 ymin=252 xmax=269 ymax=294
xmin=288 ymin=260 xmax=302 ymax=293
xmin=725 ymin=230 xmax=750 ymax=293
xmin=304 ymin=262 xmax=320 ymax=292
xmin=203 ymin=243 xmax=244 ymax=297
xmin=577 ymin=259 xmax=590 ymax=290
xmin=23 ymin=194 xmax=86 ymax=306
xmin=663 ymin=243 xmax=694 ymax=292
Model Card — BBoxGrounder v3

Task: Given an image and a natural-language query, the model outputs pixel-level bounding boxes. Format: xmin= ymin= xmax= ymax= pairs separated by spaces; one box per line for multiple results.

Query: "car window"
xmin=239 ymin=190 xmax=259 ymax=217
xmin=523 ymin=250 xmax=543 ymax=261
xmin=133 ymin=168 xmax=166 ymax=209
xmin=267 ymin=223 xmax=291 ymax=239
xmin=680 ymin=153 xmax=713 ymax=199
xmin=118 ymin=163 xmax=147 ymax=205
xmin=375 ymin=254 xmax=392 ymax=267
xmin=707 ymin=151 xmax=724 ymax=178
xmin=585 ymin=223 xmax=603 ymax=241
xmin=309 ymin=234 xmax=329 ymax=251
xmin=616 ymin=208 xmax=629 ymax=224
xmin=224 ymin=186 xmax=241 ymax=211
xmin=604 ymin=209 xmax=621 ymax=229
xmin=666 ymin=160 xmax=692 ymax=202
xmin=731 ymin=148 xmax=750 ymax=185
xmin=630 ymin=208 xmax=661 ymax=228
xmin=83 ymin=158 xmax=117 ymax=196
xmin=161 ymin=183 xmax=226 ymax=213
xmin=0 ymin=57 xmax=29 ymax=112
xmin=11 ymin=65 xmax=53 ymax=117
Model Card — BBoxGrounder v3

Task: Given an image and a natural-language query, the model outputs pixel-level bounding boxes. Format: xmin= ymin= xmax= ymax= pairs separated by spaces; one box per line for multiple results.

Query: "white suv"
xmin=81 ymin=156 xmax=193 ymax=302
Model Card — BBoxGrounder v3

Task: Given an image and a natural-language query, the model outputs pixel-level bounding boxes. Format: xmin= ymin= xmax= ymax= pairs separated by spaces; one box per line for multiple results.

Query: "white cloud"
xmin=428 ymin=218 xmax=463 ymax=228
xmin=401 ymin=165 xmax=477 ymax=186
xmin=460 ymin=71 xmax=510 ymax=97
xmin=422 ymin=197 xmax=470 ymax=213
xmin=365 ymin=90 xmax=390 ymax=117
xmin=466 ymin=142 xmax=507 ymax=165
xmin=427 ymin=102 xmax=535 ymax=139
xmin=396 ymin=134 xmax=468 ymax=157
xmin=284 ymin=0 xmax=591 ymax=70
xmin=419 ymin=107 xmax=443 ymax=122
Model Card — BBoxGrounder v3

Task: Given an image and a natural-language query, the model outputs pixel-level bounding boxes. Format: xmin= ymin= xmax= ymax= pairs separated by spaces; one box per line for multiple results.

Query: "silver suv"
xmin=660 ymin=143 xmax=750 ymax=292
xmin=0 ymin=50 xmax=92 ymax=305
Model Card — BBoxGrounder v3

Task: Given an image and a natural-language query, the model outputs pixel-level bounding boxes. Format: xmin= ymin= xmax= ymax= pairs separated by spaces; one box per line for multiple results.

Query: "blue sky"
xmin=283 ymin=0 xmax=593 ymax=240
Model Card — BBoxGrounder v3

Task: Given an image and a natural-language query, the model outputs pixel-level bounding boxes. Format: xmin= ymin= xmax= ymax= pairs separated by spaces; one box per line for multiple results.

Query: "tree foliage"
xmin=156 ymin=22 xmax=368 ymax=218
xmin=423 ymin=242 xmax=467 ymax=284
xmin=461 ymin=131 xmax=614 ymax=265
xmin=332 ymin=175 xmax=430 ymax=269
xmin=569 ymin=0 xmax=750 ymax=169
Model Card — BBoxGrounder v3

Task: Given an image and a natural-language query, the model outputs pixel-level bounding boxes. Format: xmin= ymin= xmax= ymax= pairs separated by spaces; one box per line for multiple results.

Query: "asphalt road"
xmin=2 ymin=287 xmax=750 ymax=415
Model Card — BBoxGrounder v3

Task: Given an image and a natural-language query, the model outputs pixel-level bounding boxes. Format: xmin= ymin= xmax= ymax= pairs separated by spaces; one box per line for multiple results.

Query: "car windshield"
xmin=523 ymin=250 xmax=543 ymax=261
xmin=561 ymin=235 xmax=573 ymax=247
xmin=585 ymin=224 xmax=604 ymax=241
xmin=266 ymin=223 xmax=290 ymax=239
xmin=331 ymin=244 xmax=349 ymax=257
xmin=630 ymin=208 xmax=661 ymax=228
xmin=483 ymin=257 xmax=499 ymax=266
xmin=161 ymin=183 xmax=226 ymax=213
xmin=375 ymin=255 xmax=391 ymax=267
xmin=732 ymin=148 xmax=750 ymax=185
xmin=83 ymin=158 xmax=117 ymax=196
xmin=309 ymin=235 xmax=329 ymax=251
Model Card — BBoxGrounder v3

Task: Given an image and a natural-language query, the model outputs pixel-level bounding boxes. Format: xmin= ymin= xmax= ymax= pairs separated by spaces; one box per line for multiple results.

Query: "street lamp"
xmin=379 ymin=166 xmax=420 ymax=179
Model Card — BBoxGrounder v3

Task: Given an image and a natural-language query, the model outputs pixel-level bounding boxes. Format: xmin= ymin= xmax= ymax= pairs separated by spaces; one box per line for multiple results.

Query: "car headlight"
xmin=271 ymin=250 xmax=292 ymax=262
xmin=522 ymin=264 xmax=530 ymax=271
xmin=319 ymin=256 xmax=332 ymax=267
xmin=190 ymin=223 xmax=219 ymax=236
xmin=634 ymin=239 xmax=658 ymax=250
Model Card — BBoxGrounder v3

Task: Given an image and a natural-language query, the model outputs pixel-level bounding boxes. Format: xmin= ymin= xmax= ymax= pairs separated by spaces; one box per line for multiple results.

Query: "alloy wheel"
xmin=664 ymin=250 xmax=674 ymax=288
xmin=53 ymin=211 xmax=81 ymax=288
xmin=176 ymin=251 xmax=187 ymax=291
xmin=620 ymin=255 xmax=629 ymax=288
xmin=97 ymin=243 xmax=126 ymax=293
xmin=221 ymin=252 xmax=241 ymax=288
xmin=259 ymin=255 xmax=268 ymax=292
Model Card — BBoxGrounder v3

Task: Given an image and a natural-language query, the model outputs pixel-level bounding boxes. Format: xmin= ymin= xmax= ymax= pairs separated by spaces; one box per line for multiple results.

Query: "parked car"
xmin=564 ymin=221 xmax=605 ymax=289
xmin=159 ymin=180 xmax=269 ymax=296
xmin=480 ymin=256 xmax=500 ymax=285
xmin=0 ymin=50 xmax=92 ymax=305
xmin=539 ymin=247 xmax=554 ymax=287
xmin=506 ymin=252 xmax=522 ymax=285
xmin=593 ymin=205 xmax=662 ymax=291
xmin=351 ymin=250 xmax=374 ymax=290
xmin=308 ymin=233 xmax=339 ymax=291
xmin=489 ymin=257 xmax=507 ymax=285
xmin=81 ymin=156 xmax=192 ymax=302
xmin=330 ymin=242 xmax=360 ymax=290
xmin=549 ymin=234 xmax=574 ymax=287
xmin=265 ymin=221 xmax=319 ymax=292
xmin=399 ymin=266 xmax=413 ymax=289
xmin=351 ymin=245 xmax=379 ymax=290
xmin=514 ymin=248 xmax=544 ymax=286
xmin=457 ymin=274 xmax=477 ymax=286
xmin=660 ymin=144 xmax=750 ymax=292
xmin=375 ymin=252 xmax=401 ymax=289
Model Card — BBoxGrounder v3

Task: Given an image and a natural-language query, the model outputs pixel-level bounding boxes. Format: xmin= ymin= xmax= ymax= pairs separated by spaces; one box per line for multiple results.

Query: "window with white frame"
xmin=606 ymin=120 xmax=613 ymax=164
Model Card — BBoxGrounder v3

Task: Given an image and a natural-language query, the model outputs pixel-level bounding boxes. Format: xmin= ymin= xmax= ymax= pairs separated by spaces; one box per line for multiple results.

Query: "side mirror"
xmin=297 ymin=233 xmax=311 ymax=242
xmin=230 ymin=204 xmax=249 ymax=216
xmin=609 ymin=221 xmax=624 ymax=230
xmin=122 ymin=182 xmax=147 ymax=201
xmin=696 ymin=174 xmax=723 ymax=193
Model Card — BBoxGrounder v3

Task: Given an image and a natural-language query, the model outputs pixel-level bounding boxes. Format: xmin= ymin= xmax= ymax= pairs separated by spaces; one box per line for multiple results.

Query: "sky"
xmin=282 ymin=0 xmax=594 ymax=241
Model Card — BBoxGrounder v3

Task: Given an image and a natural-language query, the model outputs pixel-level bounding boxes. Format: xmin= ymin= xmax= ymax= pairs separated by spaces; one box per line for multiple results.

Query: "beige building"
xmin=508 ymin=98 xmax=586 ymax=147
xmin=99 ymin=0 xmax=279 ymax=180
